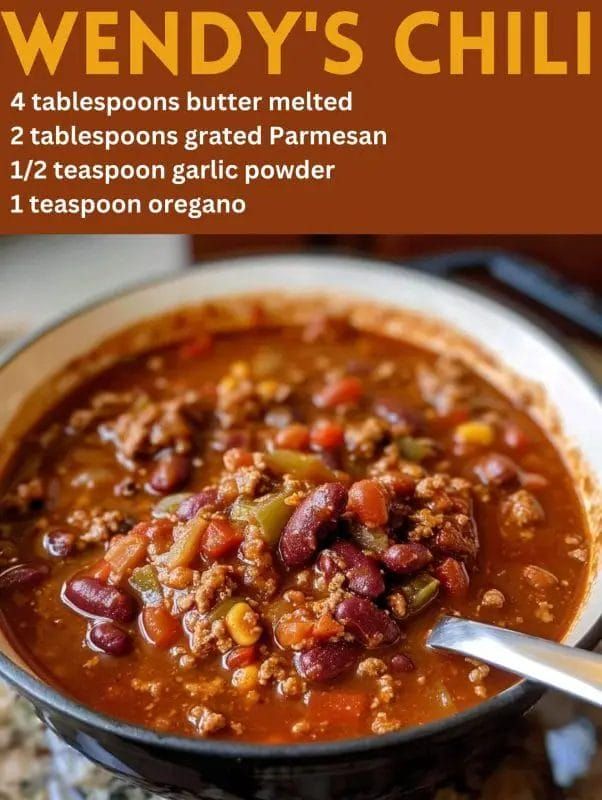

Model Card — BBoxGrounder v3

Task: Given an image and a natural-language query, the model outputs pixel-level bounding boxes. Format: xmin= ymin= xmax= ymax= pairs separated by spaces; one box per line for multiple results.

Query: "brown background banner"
xmin=0 ymin=1 xmax=599 ymax=233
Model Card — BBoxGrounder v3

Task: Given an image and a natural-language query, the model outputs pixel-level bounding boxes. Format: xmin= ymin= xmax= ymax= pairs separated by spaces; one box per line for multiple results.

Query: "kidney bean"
xmin=319 ymin=450 xmax=343 ymax=472
xmin=334 ymin=597 xmax=400 ymax=649
xmin=177 ymin=487 xmax=218 ymax=521
xmin=373 ymin=398 xmax=422 ymax=433
xmin=0 ymin=563 xmax=49 ymax=592
xmin=474 ymin=453 xmax=520 ymax=487
xmin=331 ymin=540 xmax=385 ymax=599
xmin=382 ymin=543 xmax=432 ymax=575
xmin=294 ymin=640 xmax=360 ymax=682
xmin=347 ymin=479 xmax=389 ymax=527
xmin=434 ymin=557 xmax=470 ymax=597
xmin=315 ymin=549 xmax=345 ymax=583
xmin=149 ymin=453 xmax=191 ymax=494
xmin=279 ymin=482 xmax=347 ymax=569
xmin=44 ymin=530 xmax=75 ymax=558
xmin=390 ymin=653 xmax=415 ymax=674
xmin=225 ymin=645 xmax=257 ymax=670
xmin=64 ymin=577 xmax=137 ymax=623
xmin=213 ymin=429 xmax=252 ymax=453
xmin=88 ymin=621 xmax=132 ymax=656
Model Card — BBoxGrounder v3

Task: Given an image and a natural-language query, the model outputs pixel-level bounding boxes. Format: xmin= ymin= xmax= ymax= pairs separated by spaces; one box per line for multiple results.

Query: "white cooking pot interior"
xmin=0 ymin=256 xmax=599 ymax=655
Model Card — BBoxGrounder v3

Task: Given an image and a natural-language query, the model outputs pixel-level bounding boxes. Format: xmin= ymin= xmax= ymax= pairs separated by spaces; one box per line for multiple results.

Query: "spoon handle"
xmin=429 ymin=616 xmax=602 ymax=707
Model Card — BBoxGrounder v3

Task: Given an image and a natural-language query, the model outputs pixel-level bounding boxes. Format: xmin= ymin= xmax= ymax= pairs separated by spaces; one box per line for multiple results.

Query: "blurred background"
xmin=1 ymin=233 xmax=600 ymax=378
xmin=0 ymin=234 xmax=600 ymax=799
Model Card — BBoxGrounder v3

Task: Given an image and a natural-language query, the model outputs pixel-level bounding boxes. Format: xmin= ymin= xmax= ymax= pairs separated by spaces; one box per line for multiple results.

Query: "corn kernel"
xmin=231 ymin=664 xmax=259 ymax=692
xmin=225 ymin=601 xmax=262 ymax=646
xmin=454 ymin=421 xmax=495 ymax=446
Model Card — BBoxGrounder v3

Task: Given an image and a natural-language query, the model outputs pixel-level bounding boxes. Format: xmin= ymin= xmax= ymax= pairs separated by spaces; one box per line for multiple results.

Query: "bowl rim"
xmin=0 ymin=252 xmax=600 ymax=762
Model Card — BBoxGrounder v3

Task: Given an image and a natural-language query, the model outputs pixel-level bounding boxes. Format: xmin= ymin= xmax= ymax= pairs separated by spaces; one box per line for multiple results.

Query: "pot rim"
xmin=0 ymin=252 xmax=600 ymax=762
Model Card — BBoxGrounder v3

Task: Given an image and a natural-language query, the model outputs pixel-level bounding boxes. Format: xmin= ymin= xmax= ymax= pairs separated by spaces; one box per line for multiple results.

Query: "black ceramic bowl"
xmin=0 ymin=258 xmax=600 ymax=800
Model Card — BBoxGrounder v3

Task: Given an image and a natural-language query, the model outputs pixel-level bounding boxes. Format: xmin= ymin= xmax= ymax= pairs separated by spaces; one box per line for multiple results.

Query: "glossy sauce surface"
xmin=0 ymin=322 xmax=589 ymax=742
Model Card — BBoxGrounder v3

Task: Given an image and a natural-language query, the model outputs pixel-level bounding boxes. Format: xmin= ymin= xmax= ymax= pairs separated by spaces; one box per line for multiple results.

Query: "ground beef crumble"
xmin=0 ymin=315 xmax=588 ymax=745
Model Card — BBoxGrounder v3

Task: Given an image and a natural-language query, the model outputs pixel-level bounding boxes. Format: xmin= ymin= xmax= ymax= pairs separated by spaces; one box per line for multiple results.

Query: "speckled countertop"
xmin=1 ymin=677 xmax=601 ymax=800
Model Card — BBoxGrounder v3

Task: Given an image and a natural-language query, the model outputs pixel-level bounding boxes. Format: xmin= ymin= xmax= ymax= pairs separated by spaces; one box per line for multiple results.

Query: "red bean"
xmin=294 ymin=640 xmax=360 ymax=682
xmin=382 ymin=543 xmax=432 ymax=575
xmin=0 ymin=563 xmax=49 ymax=592
xmin=213 ymin=429 xmax=252 ymax=452
xmin=64 ymin=577 xmax=137 ymax=623
xmin=373 ymin=398 xmax=422 ymax=433
xmin=347 ymin=480 xmax=389 ymax=527
xmin=225 ymin=645 xmax=258 ymax=670
xmin=44 ymin=530 xmax=75 ymax=558
xmin=149 ymin=453 xmax=191 ymax=494
xmin=279 ymin=482 xmax=348 ymax=569
xmin=380 ymin=472 xmax=416 ymax=499
xmin=331 ymin=540 xmax=385 ymax=599
xmin=474 ymin=453 xmax=520 ymax=487
xmin=88 ymin=621 xmax=132 ymax=656
xmin=334 ymin=597 xmax=400 ymax=649
xmin=434 ymin=557 xmax=470 ymax=597
xmin=390 ymin=653 xmax=415 ymax=674
xmin=315 ymin=549 xmax=345 ymax=583
xmin=177 ymin=487 xmax=218 ymax=521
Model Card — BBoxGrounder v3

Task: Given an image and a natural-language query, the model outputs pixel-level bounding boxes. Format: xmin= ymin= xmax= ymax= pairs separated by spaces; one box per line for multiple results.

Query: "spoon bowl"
xmin=429 ymin=616 xmax=602 ymax=707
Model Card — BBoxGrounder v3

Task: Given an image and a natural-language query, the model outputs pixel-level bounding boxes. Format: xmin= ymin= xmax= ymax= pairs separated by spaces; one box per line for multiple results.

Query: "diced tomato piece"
xmin=310 ymin=420 xmax=345 ymax=450
xmin=134 ymin=519 xmax=174 ymax=552
xmin=314 ymin=376 xmax=363 ymax=409
xmin=275 ymin=424 xmax=310 ymax=451
xmin=178 ymin=333 xmax=213 ymax=360
xmin=306 ymin=691 xmax=369 ymax=725
xmin=88 ymin=559 xmax=111 ymax=583
xmin=275 ymin=616 xmax=314 ymax=648
xmin=347 ymin=479 xmax=389 ymax=527
xmin=141 ymin=606 xmax=180 ymax=649
xmin=312 ymin=613 xmax=344 ymax=641
xmin=225 ymin=644 xmax=257 ymax=670
xmin=201 ymin=519 xmax=243 ymax=560
xmin=105 ymin=532 xmax=148 ymax=579
xmin=435 ymin=557 xmax=470 ymax=597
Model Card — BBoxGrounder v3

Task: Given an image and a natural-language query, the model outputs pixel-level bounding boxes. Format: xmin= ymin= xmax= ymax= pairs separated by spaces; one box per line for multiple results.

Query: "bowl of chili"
xmin=0 ymin=256 xmax=599 ymax=800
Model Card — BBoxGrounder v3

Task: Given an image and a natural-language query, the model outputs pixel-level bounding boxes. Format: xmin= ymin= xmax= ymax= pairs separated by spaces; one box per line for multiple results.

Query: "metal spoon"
xmin=428 ymin=616 xmax=602 ymax=707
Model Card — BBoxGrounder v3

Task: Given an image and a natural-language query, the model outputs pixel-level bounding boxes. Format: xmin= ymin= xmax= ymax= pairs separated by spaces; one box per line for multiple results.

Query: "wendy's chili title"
xmin=0 ymin=10 xmax=592 ymax=77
